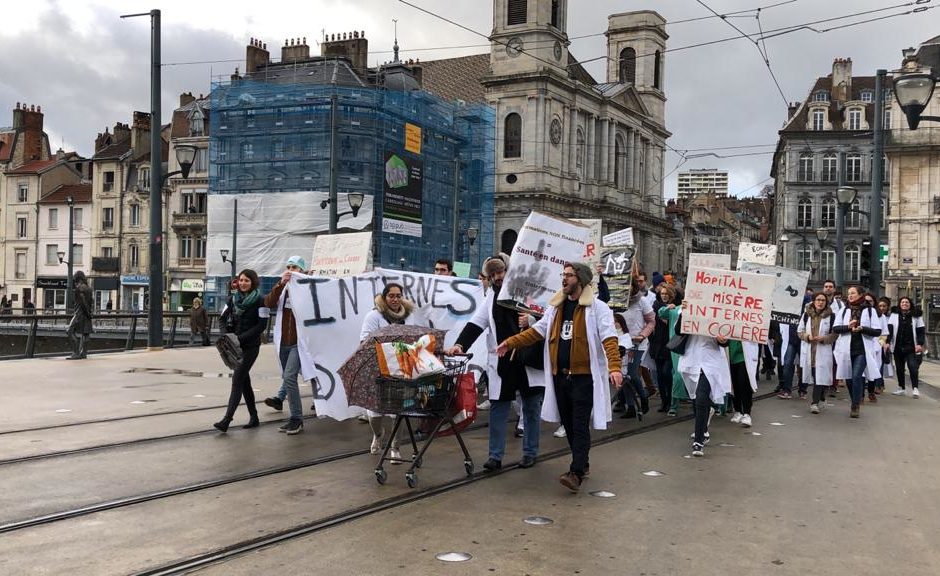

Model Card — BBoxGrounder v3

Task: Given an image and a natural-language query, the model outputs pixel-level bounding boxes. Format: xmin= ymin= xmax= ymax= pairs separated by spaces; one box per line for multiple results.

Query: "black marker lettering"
xmin=297 ymin=277 xmax=336 ymax=325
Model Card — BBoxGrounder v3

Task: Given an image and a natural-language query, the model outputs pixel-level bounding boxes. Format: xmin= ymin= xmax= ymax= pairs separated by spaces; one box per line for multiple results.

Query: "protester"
xmin=497 ymin=262 xmax=623 ymax=493
xmin=832 ymin=286 xmax=882 ymax=418
xmin=728 ymin=338 xmax=759 ymax=428
xmin=261 ymin=256 xmax=307 ymax=435
xmin=635 ymin=271 xmax=658 ymax=397
xmin=360 ymin=283 xmax=415 ymax=461
xmin=214 ymin=269 xmax=264 ymax=432
xmin=655 ymin=284 xmax=687 ymax=416
xmin=66 ymin=271 xmax=94 ymax=360
xmin=614 ymin=277 xmax=653 ymax=419
xmin=864 ymin=294 xmax=889 ymax=402
xmin=24 ymin=298 xmax=35 ymax=315
xmin=876 ymin=297 xmax=894 ymax=394
xmin=888 ymin=296 xmax=925 ymax=398
xmin=433 ymin=259 xmax=453 ymax=275
xmin=822 ymin=280 xmax=844 ymax=314
xmin=798 ymin=292 xmax=837 ymax=414
xmin=189 ymin=297 xmax=210 ymax=346
xmin=649 ymin=281 xmax=673 ymax=413
xmin=676 ymin=305 xmax=732 ymax=457
xmin=773 ymin=318 xmax=801 ymax=400
xmin=446 ymin=253 xmax=545 ymax=471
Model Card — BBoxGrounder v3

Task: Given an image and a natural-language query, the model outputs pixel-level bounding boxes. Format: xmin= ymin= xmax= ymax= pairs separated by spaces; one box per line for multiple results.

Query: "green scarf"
xmin=233 ymin=288 xmax=260 ymax=316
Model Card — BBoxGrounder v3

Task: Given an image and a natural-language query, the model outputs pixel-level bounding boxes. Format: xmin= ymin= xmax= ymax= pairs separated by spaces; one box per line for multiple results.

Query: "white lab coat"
xmin=876 ymin=311 xmax=895 ymax=379
xmin=742 ymin=341 xmax=760 ymax=391
xmin=526 ymin=287 xmax=618 ymax=430
xmin=797 ymin=307 xmax=836 ymax=387
xmin=676 ymin=313 xmax=733 ymax=404
xmin=834 ymin=306 xmax=882 ymax=381
xmin=887 ymin=311 xmax=925 ymax=353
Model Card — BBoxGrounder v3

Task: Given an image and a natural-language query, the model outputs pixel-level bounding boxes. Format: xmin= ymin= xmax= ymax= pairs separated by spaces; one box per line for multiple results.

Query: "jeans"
xmin=617 ymin=350 xmax=648 ymax=408
xmin=224 ymin=345 xmax=260 ymax=420
xmin=554 ymin=373 xmax=594 ymax=478
xmin=278 ymin=345 xmax=303 ymax=423
xmin=729 ymin=362 xmax=752 ymax=415
xmin=654 ymin=357 xmax=673 ymax=410
xmin=848 ymin=354 xmax=867 ymax=407
xmin=779 ymin=342 xmax=798 ymax=393
xmin=488 ymin=389 xmax=545 ymax=462
xmin=894 ymin=351 xmax=921 ymax=390
xmin=692 ymin=372 xmax=713 ymax=445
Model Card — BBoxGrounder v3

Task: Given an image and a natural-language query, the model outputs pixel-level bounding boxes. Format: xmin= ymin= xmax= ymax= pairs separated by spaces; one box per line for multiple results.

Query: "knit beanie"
xmin=567 ymin=261 xmax=593 ymax=288
xmin=652 ymin=271 xmax=665 ymax=289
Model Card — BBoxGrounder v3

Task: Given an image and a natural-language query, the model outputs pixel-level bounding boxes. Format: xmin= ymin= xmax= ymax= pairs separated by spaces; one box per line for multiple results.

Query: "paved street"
xmin=0 ymin=346 xmax=938 ymax=575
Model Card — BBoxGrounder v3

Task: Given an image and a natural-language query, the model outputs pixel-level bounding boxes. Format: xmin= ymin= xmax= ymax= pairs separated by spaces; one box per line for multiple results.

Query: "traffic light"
xmin=861 ymin=242 xmax=871 ymax=273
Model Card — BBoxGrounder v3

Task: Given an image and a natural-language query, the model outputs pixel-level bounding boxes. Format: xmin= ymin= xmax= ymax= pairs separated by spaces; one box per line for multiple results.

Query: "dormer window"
xmin=189 ymin=106 xmax=205 ymax=137
xmin=812 ymin=109 xmax=825 ymax=131
xmin=860 ymin=91 xmax=873 ymax=102
xmin=812 ymin=90 xmax=830 ymax=102
xmin=848 ymin=108 xmax=862 ymax=130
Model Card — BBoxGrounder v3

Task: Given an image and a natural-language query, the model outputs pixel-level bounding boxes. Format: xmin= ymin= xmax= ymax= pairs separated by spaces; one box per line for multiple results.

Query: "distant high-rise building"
xmin=677 ymin=168 xmax=729 ymax=199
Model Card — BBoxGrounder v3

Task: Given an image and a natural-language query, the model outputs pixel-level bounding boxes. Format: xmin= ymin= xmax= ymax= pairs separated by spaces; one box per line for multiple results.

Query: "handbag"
xmin=435 ymin=372 xmax=478 ymax=437
xmin=666 ymin=333 xmax=688 ymax=355
xmin=215 ymin=333 xmax=243 ymax=370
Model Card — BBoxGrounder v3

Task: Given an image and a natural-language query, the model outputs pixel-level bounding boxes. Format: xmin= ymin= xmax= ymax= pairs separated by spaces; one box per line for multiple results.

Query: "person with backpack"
xmin=832 ymin=286 xmax=882 ymax=418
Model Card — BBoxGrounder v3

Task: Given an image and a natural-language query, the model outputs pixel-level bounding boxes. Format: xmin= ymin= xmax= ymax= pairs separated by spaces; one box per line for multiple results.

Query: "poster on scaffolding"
xmin=681 ymin=266 xmax=774 ymax=344
xmin=499 ymin=212 xmax=590 ymax=315
xmin=309 ymin=232 xmax=373 ymax=277
xmin=739 ymin=262 xmax=810 ymax=325
xmin=382 ymin=151 xmax=423 ymax=238
xmin=600 ymin=245 xmax=637 ymax=311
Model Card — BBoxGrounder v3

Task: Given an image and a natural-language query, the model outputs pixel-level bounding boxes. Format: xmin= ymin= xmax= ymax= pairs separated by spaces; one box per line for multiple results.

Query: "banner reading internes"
xmin=737 ymin=242 xmax=777 ymax=267
xmin=500 ymin=212 xmax=590 ymax=313
xmin=573 ymin=219 xmax=603 ymax=270
xmin=688 ymin=252 xmax=731 ymax=270
xmin=382 ymin=151 xmax=423 ymax=238
xmin=309 ymin=232 xmax=373 ymax=277
xmin=286 ymin=269 xmax=486 ymax=420
xmin=681 ymin=266 xmax=775 ymax=343
xmin=601 ymin=245 xmax=636 ymax=311
xmin=739 ymin=262 xmax=811 ymax=325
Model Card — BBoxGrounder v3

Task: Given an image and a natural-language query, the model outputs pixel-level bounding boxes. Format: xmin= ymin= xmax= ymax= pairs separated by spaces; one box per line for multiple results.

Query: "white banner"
xmin=603 ymin=227 xmax=635 ymax=247
xmin=573 ymin=218 xmax=603 ymax=269
xmin=310 ymin=232 xmax=373 ymax=277
xmin=737 ymin=242 xmax=777 ymax=267
xmin=501 ymin=212 xmax=590 ymax=312
xmin=287 ymin=269 xmax=486 ymax=420
xmin=739 ymin=262 xmax=811 ymax=325
xmin=688 ymin=252 xmax=731 ymax=270
xmin=681 ymin=266 xmax=775 ymax=343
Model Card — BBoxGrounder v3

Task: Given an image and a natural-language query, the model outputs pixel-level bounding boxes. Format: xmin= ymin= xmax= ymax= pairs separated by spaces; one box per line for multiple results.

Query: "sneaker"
xmin=553 ymin=425 xmax=567 ymax=438
xmin=690 ymin=431 xmax=710 ymax=445
xmin=740 ymin=414 xmax=752 ymax=428
xmin=729 ymin=412 xmax=743 ymax=424
xmin=389 ymin=448 xmax=403 ymax=464
xmin=483 ymin=458 xmax=502 ymax=472
xmin=370 ymin=434 xmax=382 ymax=454
xmin=264 ymin=397 xmax=283 ymax=411
xmin=892 ymin=388 xmax=906 ymax=396
xmin=278 ymin=422 xmax=291 ymax=433
xmin=691 ymin=442 xmax=705 ymax=457
xmin=777 ymin=392 xmax=791 ymax=400
xmin=912 ymin=388 xmax=920 ymax=398
xmin=799 ymin=391 xmax=807 ymax=400
xmin=514 ymin=426 xmax=524 ymax=438
xmin=667 ymin=408 xmax=677 ymax=417
xmin=284 ymin=420 xmax=303 ymax=435
xmin=850 ymin=404 xmax=860 ymax=418
xmin=868 ymin=393 xmax=877 ymax=403
xmin=559 ymin=471 xmax=582 ymax=493
xmin=476 ymin=399 xmax=491 ymax=410
xmin=810 ymin=404 xmax=820 ymax=414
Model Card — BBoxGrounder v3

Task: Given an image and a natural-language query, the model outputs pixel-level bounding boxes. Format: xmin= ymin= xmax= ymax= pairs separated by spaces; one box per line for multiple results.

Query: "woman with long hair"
xmin=798 ymin=292 xmax=837 ymax=414
xmin=889 ymin=296 xmax=926 ymax=398
xmin=655 ymin=283 xmax=687 ymax=416
xmin=214 ymin=269 xmax=265 ymax=432
xmin=832 ymin=285 xmax=882 ymax=418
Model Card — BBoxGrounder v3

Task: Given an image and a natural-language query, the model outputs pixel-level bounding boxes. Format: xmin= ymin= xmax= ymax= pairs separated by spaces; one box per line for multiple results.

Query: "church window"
xmin=507 ymin=0 xmax=527 ymax=26
xmin=504 ymin=113 xmax=522 ymax=159
xmin=653 ymin=51 xmax=662 ymax=89
xmin=551 ymin=0 xmax=560 ymax=28
xmin=619 ymin=47 xmax=636 ymax=85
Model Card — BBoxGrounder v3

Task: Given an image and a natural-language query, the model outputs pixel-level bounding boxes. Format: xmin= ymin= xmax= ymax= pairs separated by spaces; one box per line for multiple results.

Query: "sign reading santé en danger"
xmin=681 ymin=266 xmax=774 ymax=344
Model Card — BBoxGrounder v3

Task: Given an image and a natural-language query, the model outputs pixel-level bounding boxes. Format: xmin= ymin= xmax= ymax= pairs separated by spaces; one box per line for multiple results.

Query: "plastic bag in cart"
xmin=433 ymin=372 xmax=478 ymax=437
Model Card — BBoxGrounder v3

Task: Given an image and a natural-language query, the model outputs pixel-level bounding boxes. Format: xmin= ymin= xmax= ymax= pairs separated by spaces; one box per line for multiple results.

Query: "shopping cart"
xmin=372 ymin=354 xmax=474 ymax=488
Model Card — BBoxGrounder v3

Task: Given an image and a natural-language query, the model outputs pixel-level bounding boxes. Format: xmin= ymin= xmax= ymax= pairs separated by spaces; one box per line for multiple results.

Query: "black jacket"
xmin=222 ymin=296 xmax=265 ymax=349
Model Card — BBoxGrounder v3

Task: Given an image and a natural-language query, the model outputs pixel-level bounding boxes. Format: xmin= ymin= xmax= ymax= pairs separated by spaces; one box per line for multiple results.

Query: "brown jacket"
xmin=264 ymin=282 xmax=297 ymax=346
xmin=504 ymin=286 xmax=621 ymax=376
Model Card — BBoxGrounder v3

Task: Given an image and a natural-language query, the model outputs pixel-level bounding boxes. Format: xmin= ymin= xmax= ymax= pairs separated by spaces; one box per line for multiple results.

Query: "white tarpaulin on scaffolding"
xmin=206 ymin=191 xmax=374 ymax=277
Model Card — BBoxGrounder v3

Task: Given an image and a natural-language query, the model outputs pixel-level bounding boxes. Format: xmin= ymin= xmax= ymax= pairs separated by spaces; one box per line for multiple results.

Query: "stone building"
xmin=35 ymin=183 xmax=92 ymax=309
xmin=771 ymin=57 xmax=890 ymax=290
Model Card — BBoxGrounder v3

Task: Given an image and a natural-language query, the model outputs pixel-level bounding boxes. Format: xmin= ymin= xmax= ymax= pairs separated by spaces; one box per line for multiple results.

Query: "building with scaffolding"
xmin=206 ymin=35 xmax=495 ymax=294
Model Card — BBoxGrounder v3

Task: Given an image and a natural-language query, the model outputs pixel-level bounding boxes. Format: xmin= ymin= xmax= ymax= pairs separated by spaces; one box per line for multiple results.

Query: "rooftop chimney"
xmin=246 ymin=37 xmax=270 ymax=74
xmin=321 ymin=30 xmax=369 ymax=71
xmin=831 ymin=57 xmax=853 ymax=102
xmin=788 ymin=101 xmax=801 ymax=119
xmin=281 ymin=36 xmax=310 ymax=63
xmin=179 ymin=92 xmax=195 ymax=107
xmin=12 ymin=102 xmax=45 ymax=163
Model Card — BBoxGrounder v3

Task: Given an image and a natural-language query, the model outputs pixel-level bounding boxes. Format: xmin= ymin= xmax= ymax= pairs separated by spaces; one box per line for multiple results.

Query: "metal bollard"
xmin=126 ymin=316 xmax=138 ymax=351
xmin=25 ymin=316 xmax=39 ymax=358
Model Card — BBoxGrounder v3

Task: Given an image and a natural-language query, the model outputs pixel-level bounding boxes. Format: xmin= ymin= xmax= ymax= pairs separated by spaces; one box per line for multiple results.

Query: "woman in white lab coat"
xmin=798 ymin=292 xmax=837 ymax=414
xmin=832 ymin=286 xmax=882 ymax=418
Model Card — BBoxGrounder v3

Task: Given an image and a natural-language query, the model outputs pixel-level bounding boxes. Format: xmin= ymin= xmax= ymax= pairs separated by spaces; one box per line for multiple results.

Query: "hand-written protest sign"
xmin=287 ymin=269 xmax=486 ymax=421
xmin=573 ymin=219 xmax=603 ymax=269
xmin=501 ymin=212 xmax=589 ymax=314
xmin=688 ymin=253 xmax=731 ymax=270
xmin=601 ymin=246 xmax=636 ymax=310
xmin=739 ymin=262 xmax=810 ymax=325
xmin=681 ymin=266 xmax=774 ymax=344
xmin=603 ymin=227 xmax=635 ymax=247
xmin=309 ymin=232 xmax=372 ymax=277
xmin=737 ymin=242 xmax=777 ymax=267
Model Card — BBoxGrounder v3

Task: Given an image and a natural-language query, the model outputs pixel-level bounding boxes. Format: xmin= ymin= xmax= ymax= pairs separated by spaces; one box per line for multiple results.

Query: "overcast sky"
xmin=1 ymin=0 xmax=935 ymax=197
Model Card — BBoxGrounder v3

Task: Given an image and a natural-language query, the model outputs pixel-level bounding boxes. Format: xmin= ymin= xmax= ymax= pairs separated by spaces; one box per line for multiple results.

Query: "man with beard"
xmin=445 ymin=254 xmax=545 ymax=470
xmin=497 ymin=262 xmax=623 ymax=493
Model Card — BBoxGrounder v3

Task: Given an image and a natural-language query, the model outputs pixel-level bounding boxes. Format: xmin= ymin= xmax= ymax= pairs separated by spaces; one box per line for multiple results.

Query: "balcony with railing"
xmin=171 ymin=212 xmax=207 ymax=231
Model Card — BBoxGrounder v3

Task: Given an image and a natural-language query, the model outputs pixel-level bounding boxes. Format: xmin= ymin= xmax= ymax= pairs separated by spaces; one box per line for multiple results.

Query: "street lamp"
xmin=220 ymin=248 xmax=236 ymax=278
xmin=466 ymin=227 xmax=478 ymax=246
xmin=894 ymin=71 xmax=938 ymax=130
xmin=835 ymin=186 xmax=857 ymax=289
xmin=320 ymin=192 xmax=365 ymax=223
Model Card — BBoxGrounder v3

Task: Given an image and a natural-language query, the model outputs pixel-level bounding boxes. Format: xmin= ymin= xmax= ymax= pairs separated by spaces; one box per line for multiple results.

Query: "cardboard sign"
xmin=680 ymin=266 xmax=774 ymax=343
xmin=688 ymin=253 xmax=731 ymax=271
xmin=452 ymin=261 xmax=471 ymax=278
xmin=603 ymin=227 xmax=635 ymax=247
xmin=601 ymin=246 xmax=636 ymax=310
xmin=573 ymin=219 xmax=603 ymax=269
xmin=500 ymin=211 xmax=590 ymax=314
xmin=737 ymin=242 xmax=777 ymax=267
xmin=739 ymin=262 xmax=811 ymax=325
xmin=310 ymin=232 xmax=373 ymax=277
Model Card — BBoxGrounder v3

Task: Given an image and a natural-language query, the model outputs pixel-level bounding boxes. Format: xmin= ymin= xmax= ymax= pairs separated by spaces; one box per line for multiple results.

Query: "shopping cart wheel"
xmin=412 ymin=454 xmax=423 ymax=468
xmin=374 ymin=467 xmax=387 ymax=485
xmin=464 ymin=459 xmax=474 ymax=476
xmin=406 ymin=472 xmax=418 ymax=488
